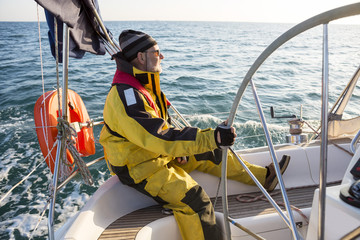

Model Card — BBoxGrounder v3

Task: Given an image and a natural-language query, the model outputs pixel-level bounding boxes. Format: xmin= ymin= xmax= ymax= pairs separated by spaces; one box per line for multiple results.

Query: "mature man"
xmin=99 ymin=29 xmax=290 ymax=240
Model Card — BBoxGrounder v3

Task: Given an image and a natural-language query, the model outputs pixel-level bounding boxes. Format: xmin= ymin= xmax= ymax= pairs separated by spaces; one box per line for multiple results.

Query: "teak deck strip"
xmin=99 ymin=184 xmax=321 ymax=240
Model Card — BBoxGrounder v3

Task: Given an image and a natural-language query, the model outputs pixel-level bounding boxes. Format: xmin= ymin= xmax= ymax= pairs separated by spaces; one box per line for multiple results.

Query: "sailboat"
xmin=28 ymin=1 xmax=360 ymax=239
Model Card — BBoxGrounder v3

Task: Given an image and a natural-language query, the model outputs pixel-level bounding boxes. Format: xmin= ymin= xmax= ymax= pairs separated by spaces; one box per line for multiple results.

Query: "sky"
xmin=0 ymin=0 xmax=359 ymax=24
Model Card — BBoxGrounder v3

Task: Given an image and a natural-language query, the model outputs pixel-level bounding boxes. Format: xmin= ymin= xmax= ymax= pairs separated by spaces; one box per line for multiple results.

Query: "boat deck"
xmin=99 ymin=184 xmax=321 ymax=240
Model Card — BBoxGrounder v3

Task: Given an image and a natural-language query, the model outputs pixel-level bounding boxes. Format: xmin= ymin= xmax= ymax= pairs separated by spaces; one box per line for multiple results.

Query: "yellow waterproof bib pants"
xmin=112 ymin=151 xmax=266 ymax=240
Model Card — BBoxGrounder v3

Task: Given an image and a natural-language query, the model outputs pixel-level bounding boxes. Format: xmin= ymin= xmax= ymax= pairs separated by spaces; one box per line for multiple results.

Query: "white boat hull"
xmin=56 ymin=140 xmax=359 ymax=240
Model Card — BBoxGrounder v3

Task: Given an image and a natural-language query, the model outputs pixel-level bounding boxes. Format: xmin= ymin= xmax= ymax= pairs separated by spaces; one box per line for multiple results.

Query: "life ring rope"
xmin=57 ymin=118 xmax=94 ymax=185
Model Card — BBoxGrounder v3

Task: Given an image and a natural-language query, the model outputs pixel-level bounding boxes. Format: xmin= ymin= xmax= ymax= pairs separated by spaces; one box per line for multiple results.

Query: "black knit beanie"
xmin=119 ymin=30 xmax=157 ymax=62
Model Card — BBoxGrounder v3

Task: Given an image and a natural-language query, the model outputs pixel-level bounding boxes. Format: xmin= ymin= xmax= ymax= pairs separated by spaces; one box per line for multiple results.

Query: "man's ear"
xmin=137 ymin=52 xmax=145 ymax=64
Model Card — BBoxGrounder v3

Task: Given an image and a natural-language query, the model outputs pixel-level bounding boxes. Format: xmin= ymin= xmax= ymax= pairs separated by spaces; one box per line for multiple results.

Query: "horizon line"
xmin=0 ymin=19 xmax=358 ymax=26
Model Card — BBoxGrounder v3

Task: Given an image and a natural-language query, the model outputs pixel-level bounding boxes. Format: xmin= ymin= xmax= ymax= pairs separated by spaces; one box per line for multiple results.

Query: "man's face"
xmin=145 ymin=45 xmax=164 ymax=73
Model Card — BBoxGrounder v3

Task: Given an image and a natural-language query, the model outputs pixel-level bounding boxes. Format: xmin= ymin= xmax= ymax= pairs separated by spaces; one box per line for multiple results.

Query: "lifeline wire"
xmin=0 ymin=2 xmax=50 ymax=205
xmin=0 ymin=5 xmax=45 ymax=203
xmin=0 ymin=158 xmax=46 ymax=204
xmin=0 ymin=136 xmax=58 ymax=204
xmin=37 ymin=3 xmax=50 ymax=164
xmin=29 ymin=198 xmax=50 ymax=240
xmin=54 ymin=16 xmax=61 ymax=127
xmin=227 ymin=217 xmax=265 ymax=240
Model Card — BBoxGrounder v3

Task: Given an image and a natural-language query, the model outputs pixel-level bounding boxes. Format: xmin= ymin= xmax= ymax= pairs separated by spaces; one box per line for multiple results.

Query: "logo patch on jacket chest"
xmin=124 ymin=88 xmax=137 ymax=106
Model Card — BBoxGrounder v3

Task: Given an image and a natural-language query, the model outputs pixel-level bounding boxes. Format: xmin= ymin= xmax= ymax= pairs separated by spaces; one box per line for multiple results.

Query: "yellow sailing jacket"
xmin=99 ymin=56 xmax=218 ymax=184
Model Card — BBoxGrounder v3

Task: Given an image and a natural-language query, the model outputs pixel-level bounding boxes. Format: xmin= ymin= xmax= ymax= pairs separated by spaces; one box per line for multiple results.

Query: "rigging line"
xmin=180 ymin=112 xmax=231 ymax=117
xmin=329 ymin=140 xmax=354 ymax=157
xmin=227 ymin=217 xmax=265 ymax=240
xmin=57 ymin=118 xmax=93 ymax=185
xmin=212 ymin=177 xmax=222 ymax=210
xmin=236 ymin=134 xmax=266 ymax=140
xmin=87 ymin=3 xmax=120 ymax=52
xmin=0 ymin=139 xmax=58 ymax=204
xmin=57 ymin=156 xmax=104 ymax=191
xmin=33 ymin=125 xmax=57 ymax=129
xmin=100 ymin=35 xmax=117 ymax=55
xmin=40 ymin=108 xmax=54 ymax=170
xmin=54 ymin=17 xmax=61 ymax=124
xmin=303 ymin=120 xmax=353 ymax=156
xmin=0 ymin=158 xmax=46 ymax=204
xmin=54 ymin=15 xmax=69 ymax=181
xmin=37 ymin=4 xmax=49 ymax=151
xmin=179 ymin=109 xmax=260 ymax=118
xmin=100 ymin=36 xmax=115 ymax=55
xmin=29 ymin=198 xmax=50 ymax=240
xmin=303 ymin=120 xmax=319 ymax=135
xmin=104 ymin=45 xmax=115 ymax=56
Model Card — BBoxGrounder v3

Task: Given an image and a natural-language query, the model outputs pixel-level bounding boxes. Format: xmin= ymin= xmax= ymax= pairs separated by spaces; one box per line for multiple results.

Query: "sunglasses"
xmin=145 ymin=49 xmax=161 ymax=57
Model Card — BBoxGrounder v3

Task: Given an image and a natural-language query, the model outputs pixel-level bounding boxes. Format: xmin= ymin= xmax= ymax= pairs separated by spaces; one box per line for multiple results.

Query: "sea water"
xmin=0 ymin=20 xmax=359 ymax=239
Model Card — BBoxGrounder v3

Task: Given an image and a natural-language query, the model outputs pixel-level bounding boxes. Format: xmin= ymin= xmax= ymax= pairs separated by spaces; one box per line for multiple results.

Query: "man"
xmin=99 ymin=29 xmax=290 ymax=240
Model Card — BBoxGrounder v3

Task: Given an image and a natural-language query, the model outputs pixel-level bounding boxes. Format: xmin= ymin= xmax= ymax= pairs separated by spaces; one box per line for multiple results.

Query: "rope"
xmin=29 ymin=197 xmax=50 ymax=240
xmin=33 ymin=125 xmax=57 ymax=129
xmin=303 ymin=120 xmax=319 ymax=135
xmin=303 ymin=120 xmax=354 ymax=156
xmin=330 ymin=140 xmax=354 ymax=156
xmin=235 ymin=189 xmax=309 ymax=224
xmin=213 ymin=177 xmax=222 ymax=209
xmin=54 ymin=17 xmax=61 ymax=119
xmin=228 ymin=217 xmax=266 ymax=240
xmin=36 ymin=3 xmax=52 ymax=168
xmin=0 ymin=136 xmax=61 ymax=204
xmin=57 ymin=118 xmax=94 ymax=185
xmin=37 ymin=4 xmax=45 ymax=122
xmin=0 ymin=159 xmax=47 ymax=204
xmin=0 ymin=9 xmax=60 ymax=204
xmin=0 ymin=119 xmax=60 ymax=204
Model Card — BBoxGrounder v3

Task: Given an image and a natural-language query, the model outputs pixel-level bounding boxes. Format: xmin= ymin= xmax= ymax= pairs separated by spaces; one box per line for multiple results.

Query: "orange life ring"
xmin=34 ymin=89 xmax=95 ymax=174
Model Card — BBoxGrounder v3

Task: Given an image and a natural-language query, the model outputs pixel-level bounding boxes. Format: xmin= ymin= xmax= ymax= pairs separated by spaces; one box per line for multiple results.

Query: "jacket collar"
xmin=113 ymin=52 xmax=161 ymax=95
